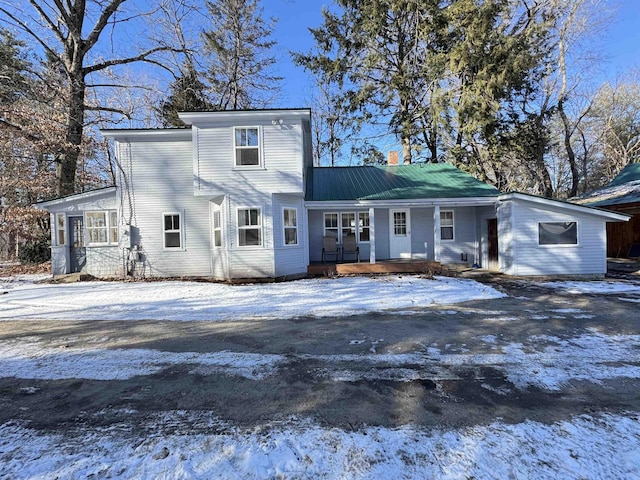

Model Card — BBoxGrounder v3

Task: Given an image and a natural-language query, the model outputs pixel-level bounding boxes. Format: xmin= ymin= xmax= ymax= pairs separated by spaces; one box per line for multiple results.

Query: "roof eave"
xmin=34 ymin=186 xmax=117 ymax=210
xmin=305 ymin=196 xmax=498 ymax=209
xmin=500 ymin=192 xmax=631 ymax=221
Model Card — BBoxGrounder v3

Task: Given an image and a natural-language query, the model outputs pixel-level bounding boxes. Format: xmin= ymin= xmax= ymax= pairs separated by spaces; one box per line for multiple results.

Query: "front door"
xmin=389 ymin=209 xmax=411 ymax=258
xmin=69 ymin=216 xmax=86 ymax=273
xmin=487 ymin=218 xmax=499 ymax=271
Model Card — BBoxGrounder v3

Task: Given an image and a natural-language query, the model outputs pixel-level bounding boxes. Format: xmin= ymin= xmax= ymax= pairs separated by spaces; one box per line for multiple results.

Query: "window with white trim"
xmin=86 ymin=211 xmax=118 ymax=245
xmin=234 ymin=127 xmax=260 ymax=166
xmin=283 ymin=208 xmax=298 ymax=246
xmin=538 ymin=222 xmax=577 ymax=245
xmin=238 ymin=208 xmax=262 ymax=246
xmin=163 ymin=213 xmax=182 ymax=249
xmin=55 ymin=213 xmax=66 ymax=246
xmin=324 ymin=213 xmax=338 ymax=238
xmin=440 ymin=210 xmax=454 ymax=241
xmin=341 ymin=212 xmax=356 ymax=240
xmin=358 ymin=212 xmax=370 ymax=242
xmin=213 ymin=209 xmax=222 ymax=247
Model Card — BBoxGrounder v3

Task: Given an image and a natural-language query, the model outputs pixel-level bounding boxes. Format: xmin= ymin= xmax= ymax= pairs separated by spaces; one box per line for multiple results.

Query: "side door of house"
xmin=389 ymin=209 xmax=412 ymax=258
xmin=69 ymin=216 xmax=86 ymax=273
xmin=487 ymin=218 xmax=499 ymax=271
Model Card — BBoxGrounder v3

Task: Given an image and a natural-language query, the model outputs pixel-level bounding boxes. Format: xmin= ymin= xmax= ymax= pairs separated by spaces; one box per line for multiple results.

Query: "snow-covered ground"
xmin=1 ymin=274 xmax=640 ymax=479
xmin=2 ymin=412 xmax=639 ymax=479
xmin=0 ymin=275 xmax=506 ymax=321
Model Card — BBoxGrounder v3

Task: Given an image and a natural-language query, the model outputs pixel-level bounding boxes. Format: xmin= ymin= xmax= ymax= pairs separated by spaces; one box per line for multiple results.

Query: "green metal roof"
xmin=306 ymin=163 xmax=500 ymax=202
xmin=579 ymin=163 xmax=640 ymax=207
xmin=608 ymin=163 xmax=640 ymax=187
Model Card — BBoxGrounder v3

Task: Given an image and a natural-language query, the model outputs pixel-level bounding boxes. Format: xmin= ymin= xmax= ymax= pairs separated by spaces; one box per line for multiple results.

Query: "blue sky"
xmin=263 ymin=0 xmax=640 ymax=107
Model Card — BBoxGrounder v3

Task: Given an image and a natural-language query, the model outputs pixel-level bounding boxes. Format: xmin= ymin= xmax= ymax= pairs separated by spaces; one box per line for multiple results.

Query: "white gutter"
xmin=34 ymin=187 xmax=117 ymax=209
xmin=305 ymin=196 xmax=498 ymax=209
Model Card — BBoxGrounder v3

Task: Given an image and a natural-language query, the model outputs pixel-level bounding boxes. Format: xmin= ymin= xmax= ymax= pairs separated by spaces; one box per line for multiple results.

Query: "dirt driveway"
xmin=0 ymin=277 xmax=639 ymax=434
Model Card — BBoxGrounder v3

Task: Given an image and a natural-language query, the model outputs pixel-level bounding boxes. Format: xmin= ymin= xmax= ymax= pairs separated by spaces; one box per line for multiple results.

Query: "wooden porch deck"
xmin=307 ymin=259 xmax=444 ymax=276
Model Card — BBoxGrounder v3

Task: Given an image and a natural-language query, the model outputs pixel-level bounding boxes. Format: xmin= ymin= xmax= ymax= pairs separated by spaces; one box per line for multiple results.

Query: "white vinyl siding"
xmin=502 ymin=198 xmax=607 ymax=276
xmin=194 ymin=118 xmax=305 ymax=195
xmin=116 ymin=137 xmax=211 ymax=277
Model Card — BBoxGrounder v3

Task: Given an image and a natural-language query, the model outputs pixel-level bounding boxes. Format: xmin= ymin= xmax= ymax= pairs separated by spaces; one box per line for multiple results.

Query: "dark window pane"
xmin=165 ymin=232 xmax=181 ymax=248
xmin=236 ymin=148 xmax=259 ymax=166
xmin=539 ymin=222 xmax=577 ymax=245
xmin=285 ymin=228 xmax=297 ymax=245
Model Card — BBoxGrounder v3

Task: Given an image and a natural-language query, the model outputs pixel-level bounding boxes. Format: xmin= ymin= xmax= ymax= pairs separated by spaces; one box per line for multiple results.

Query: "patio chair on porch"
xmin=322 ymin=236 xmax=339 ymax=263
xmin=342 ymin=234 xmax=360 ymax=263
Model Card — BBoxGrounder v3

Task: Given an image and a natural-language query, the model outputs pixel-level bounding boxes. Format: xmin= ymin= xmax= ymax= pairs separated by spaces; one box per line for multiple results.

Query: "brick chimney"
xmin=388 ymin=150 xmax=399 ymax=165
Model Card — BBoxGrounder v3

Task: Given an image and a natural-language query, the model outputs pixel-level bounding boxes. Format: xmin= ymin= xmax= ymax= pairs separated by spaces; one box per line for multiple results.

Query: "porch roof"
xmin=305 ymin=163 xmax=500 ymax=202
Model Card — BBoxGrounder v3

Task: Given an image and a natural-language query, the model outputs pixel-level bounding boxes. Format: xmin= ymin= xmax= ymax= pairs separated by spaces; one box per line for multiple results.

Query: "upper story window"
xmin=538 ymin=222 xmax=577 ymax=245
xmin=163 ymin=212 xmax=182 ymax=249
xmin=234 ymin=127 xmax=260 ymax=167
xmin=86 ymin=211 xmax=118 ymax=245
xmin=440 ymin=210 xmax=454 ymax=241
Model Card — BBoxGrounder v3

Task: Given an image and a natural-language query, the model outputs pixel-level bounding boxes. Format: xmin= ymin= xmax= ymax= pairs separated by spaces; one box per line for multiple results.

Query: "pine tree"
xmin=202 ymin=0 xmax=282 ymax=110
xmin=158 ymin=63 xmax=212 ymax=127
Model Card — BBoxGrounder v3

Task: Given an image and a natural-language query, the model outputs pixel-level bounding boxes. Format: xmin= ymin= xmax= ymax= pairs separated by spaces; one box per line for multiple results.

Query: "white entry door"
xmin=389 ymin=209 xmax=411 ymax=258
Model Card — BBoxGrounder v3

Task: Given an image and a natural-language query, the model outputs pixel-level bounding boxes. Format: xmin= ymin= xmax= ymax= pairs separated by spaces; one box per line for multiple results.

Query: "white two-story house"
xmin=37 ymin=108 xmax=628 ymax=279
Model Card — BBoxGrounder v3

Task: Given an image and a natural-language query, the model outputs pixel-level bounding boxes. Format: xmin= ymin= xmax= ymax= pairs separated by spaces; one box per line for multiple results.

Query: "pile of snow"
xmin=0 ymin=275 xmax=505 ymax=321
xmin=1 ymin=412 xmax=639 ymax=479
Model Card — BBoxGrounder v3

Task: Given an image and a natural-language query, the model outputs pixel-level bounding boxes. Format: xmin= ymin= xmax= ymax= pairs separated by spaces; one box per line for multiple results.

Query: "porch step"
xmin=51 ymin=272 xmax=95 ymax=283
xmin=308 ymin=260 xmax=443 ymax=276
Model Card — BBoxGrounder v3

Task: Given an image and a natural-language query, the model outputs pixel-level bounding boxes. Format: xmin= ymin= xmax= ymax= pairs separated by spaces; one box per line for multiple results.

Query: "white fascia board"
xmin=34 ymin=186 xmax=117 ymax=210
xmin=179 ymin=109 xmax=311 ymax=126
xmin=499 ymin=192 xmax=630 ymax=221
xmin=101 ymin=128 xmax=192 ymax=141
xmin=305 ymin=197 xmax=498 ymax=209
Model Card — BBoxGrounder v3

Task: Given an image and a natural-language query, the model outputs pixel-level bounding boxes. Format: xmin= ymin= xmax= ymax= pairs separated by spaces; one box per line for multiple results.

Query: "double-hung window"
xmin=358 ymin=212 xmax=370 ymax=242
xmin=55 ymin=213 xmax=66 ymax=246
xmin=538 ymin=222 xmax=578 ymax=245
xmin=238 ymin=208 xmax=262 ymax=246
xmin=212 ymin=209 xmax=222 ymax=247
xmin=283 ymin=208 xmax=298 ymax=246
xmin=440 ymin=210 xmax=454 ymax=241
xmin=324 ymin=213 xmax=338 ymax=239
xmin=163 ymin=213 xmax=182 ymax=249
xmin=234 ymin=127 xmax=260 ymax=166
xmin=341 ymin=212 xmax=356 ymax=239
xmin=86 ymin=211 xmax=118 ymax=245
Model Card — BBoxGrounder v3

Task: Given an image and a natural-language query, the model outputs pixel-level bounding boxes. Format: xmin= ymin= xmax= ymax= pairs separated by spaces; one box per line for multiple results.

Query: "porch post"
xmin=434 ymin=205 xmax=441 ymax=262
xmin=369 ymin=207 xmax=376 ymax=264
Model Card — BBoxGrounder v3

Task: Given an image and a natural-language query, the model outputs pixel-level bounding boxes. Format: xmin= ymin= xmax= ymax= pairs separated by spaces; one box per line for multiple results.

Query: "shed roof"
xmin=305 ymin=163 xmax=500 ymax=202
xmin=576 ymin=163 xmax=640 ymax=207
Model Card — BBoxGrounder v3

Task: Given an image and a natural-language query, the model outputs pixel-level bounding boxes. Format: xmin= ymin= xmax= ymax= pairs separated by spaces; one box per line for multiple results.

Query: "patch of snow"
xmin=0 ymin=339 xmax=284 ymax=380
xmin=542 ymin=280 xmax=640 ymax=295
xmin=0 ymin=275 xmax=506 ymax=322
xmin=620 ymin=297 xmax=640 ymax=303
xmin=1 ymin=413 xmax=639 ymax=479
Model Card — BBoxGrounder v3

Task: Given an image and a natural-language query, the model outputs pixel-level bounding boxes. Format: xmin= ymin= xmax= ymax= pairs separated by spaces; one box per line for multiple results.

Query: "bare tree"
xmin=0 ymin=0 xmax=181 ymax=196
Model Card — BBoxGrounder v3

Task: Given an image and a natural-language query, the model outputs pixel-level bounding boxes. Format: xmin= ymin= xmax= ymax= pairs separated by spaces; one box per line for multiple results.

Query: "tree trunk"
xmin=402 ymin=134 xmax=412 ymax=164
xmin=57 ymin=75 xmax=86 ymax=196
xmin=558 ymin=98 xmax=579 ymax=197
